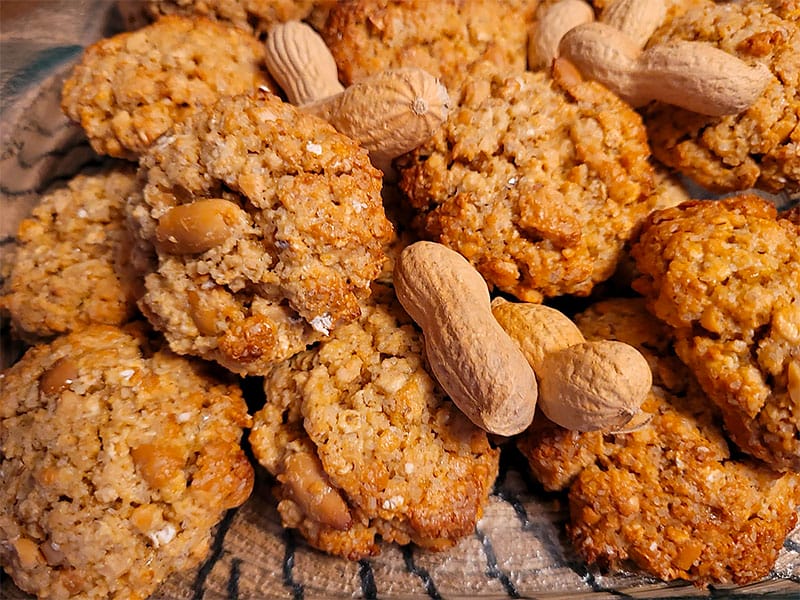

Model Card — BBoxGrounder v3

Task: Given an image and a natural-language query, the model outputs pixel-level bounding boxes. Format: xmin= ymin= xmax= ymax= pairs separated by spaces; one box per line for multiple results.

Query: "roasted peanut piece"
xmin=280 ymin=452 xmax=352 ymax=531
xmin=131 ymin=442 xmax=186 ymax=493
xmin=538 ymin=340 xmax=653 ymax=431
xmin=528 ymin=0 xmax=595 ymax=70
xmin=39 ymin=358 xmax=79 ymax=395
xmin=393 ymin=241 xmax=538 ymax=436
xmin=12 ymin=537 xmax=44 ymax=570
xmin=265 ymin=20 xmax=345 ymax=105
xmin=559 ymin=22 xmax=772 ymax=116
xmin=301 ymin=68 xmax=451 ymax=173
xmin=155 ymin=198 xmax=246 ymax=254
xmin=788 ymin=359 xmax=800 ymax=405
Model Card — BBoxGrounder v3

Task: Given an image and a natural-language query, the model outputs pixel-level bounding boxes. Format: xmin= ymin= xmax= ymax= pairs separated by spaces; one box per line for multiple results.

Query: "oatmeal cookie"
xmin=320 ymin=0 xmax=537 ymax=94
xmin=397 ymin=62 xmax=656 ymax=302
xmin=643 ymin=0 xmax=800 ymax=194
xmin=61 ymin=15 xmax=274 ymax=160
xmin=250 ymin=284 xmax=500 ymax=559
xmin=0 ymin=324 xmax=254 ymax=600
xmin=517 ymin=297 xmax=800 ymax=585
xmin=128 ymin=91 xmax=393 ymax=375
xmin=630 ymin=195 xmax=800 ymax=472
xmin=0 ymin=166 xmax=141 ymax=343
xmin=142 ymin=0 xmax=332 ymax=35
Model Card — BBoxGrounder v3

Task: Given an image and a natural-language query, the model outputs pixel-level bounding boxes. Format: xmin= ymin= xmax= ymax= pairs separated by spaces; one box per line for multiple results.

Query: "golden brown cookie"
xmin=61 ymin=15 xmax=274 ymax=160
xmin=630 ymin=195 xmax=800 ymax=472
xmin=643 ymin=0 xmax=800 ymax=194
xmin=250 ymin=284 xmax=500 ymax=559
xmin=0 ymin=324 xmax=254 ymax=600
xmin=0 ymin=166 xmax=141 ymax=343
xmin=320 ymin=0 xmax=537 ymax=94
xmin=142 ymin=0 xmax=328 ymax=35
xmin=128 ymin=91 xmax=393 ymax=375
xmin=397 ymin=63 xmax=657 ymax=302
xmin=518 ymin=297 xmax=800 ymax=586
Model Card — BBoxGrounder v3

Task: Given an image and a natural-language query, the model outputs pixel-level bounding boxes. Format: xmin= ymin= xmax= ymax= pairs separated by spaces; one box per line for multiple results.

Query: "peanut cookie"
xmin=518 ymin=297 xmax=800 ymax=585
xmin=320 ymin=0 xmax=537 ymax=94
xmin=781 ymin=203 xmax=800 ymax=225
xmin=397 ymin=62 xmax=657 ymax=303
xmin=0 ymin=324 xmax=254 ymax=600
xmin=250 ymin=284 xmax=500 ymax=559
xmin=142 ymin=0 xmax=332 ymax=35
xmin=630 ymin=195 xmax=800 ymax=472
xmin=643 ymin=0 xmax=800 ymax=194
xmin=128 ymin=91 xmax=393 ymax=375
xmin=61 ymin=15 xmax=274 ymax=160
xmin=0 ymin=166 xmax=141 ymax=343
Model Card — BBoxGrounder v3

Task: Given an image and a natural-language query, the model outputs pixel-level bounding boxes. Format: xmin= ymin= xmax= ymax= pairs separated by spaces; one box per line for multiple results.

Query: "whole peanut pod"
xmin=393 ymin=242 xmax=538 ymax=436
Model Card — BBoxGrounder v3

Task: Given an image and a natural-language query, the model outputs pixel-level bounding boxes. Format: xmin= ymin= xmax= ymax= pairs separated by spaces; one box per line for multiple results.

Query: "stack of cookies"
xmin=1 ymin=0 xmax=798 ymax=597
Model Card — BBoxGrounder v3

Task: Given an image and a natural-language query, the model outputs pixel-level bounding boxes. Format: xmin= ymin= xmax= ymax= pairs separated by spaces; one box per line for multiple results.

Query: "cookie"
xmin=643 ymin=0 xmax=800 ymax=194
xmin=518 ymin=297 xmax=800 ymax=586
xmin=320 ymin=0 xmax=536 ymax=94
xmin=61 ymin=15 xmax=274 ymax=160
xmin=0 ymin=166 xmax=141 ymax=343
xmin=397 ymin=62 xmax=657 ymax=303
xmin=630 ymin=195 xmax=800 ymax=472
xmin=142 ymin=0 xmax=328 ymax=35
xmin=250 ymin=284 xmax=500 ymax=559
xmin=127 ymin=91 xmax=394 ymax=375
xmin=0 ymin=324 xmax=254 ymax=600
